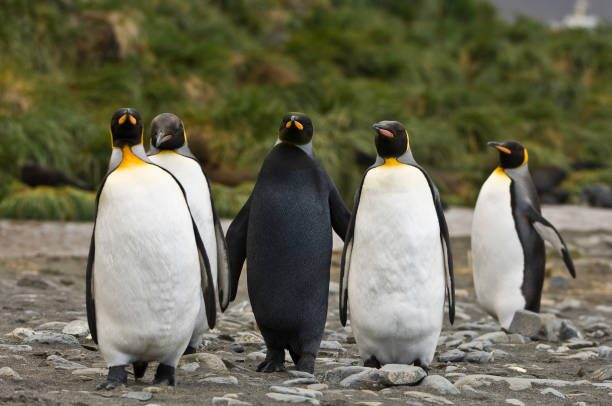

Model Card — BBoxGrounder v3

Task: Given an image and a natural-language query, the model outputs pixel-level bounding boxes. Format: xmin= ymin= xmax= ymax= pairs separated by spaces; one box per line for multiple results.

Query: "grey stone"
xmin=23 ymin=333 xmax=79 ymax=345
xmin=419 ymin=375 xmax=459 ymax=395
xmin=288 ymin=370 xmax=316 ymax=380
xmin=474 ymin=331 xmax=509 ymax=344
xmin=62 ymin=320 xmax=89 ymax=337
xmin=458 ymin=341 xmax=487 ymax=352
xmin=505 ymin=400 xmax=524 ymax=406
xmin=507 ymin=334 xmax=528 ymax=344
xmin=492 ymin=349 xmax=509 ymax=359
xmin=71 ymin=368 xmax=108 ymax=376
xmin=339 ymin=369 xmax=380 ymax=387
xmin=438 ymin=349 xmax=465 ymax=362
xmin=450 ymin=330 xmax=478 ymax=340
xmin=202 ymin=376 xmax=238 ymax=385
xmin=598 ymin=345 xmax=612 ymax=359
xmin=566 ymin=339 xmax=597 ymax=349
xmin=508 ymin=310 xmax=542 ymax=337
xmin=565 ymin=351 xmax=597 ymax=360
xmin=536 ymin=343 xmax=551 ymax=350
xmin=404 ymin=391 xmax=454 ymax=405
xmin=212 ymin=397 xmax=252 ymax=406
xmin=6 ymin=327 xmax=35 ymax=340
xmin=444 ymin=339 xmax=463 ymax=348
xmin=121 ymin=391 xmax=153 ymax=401
xmin=556 ymin=298 xmax=581 ymax=311
xmin=379 ymin=364 xmax=426 ymax=386
xmin=506 ymin=378 xmax=531 ymax=391
xmin=282 ymin=378 xmax=318 ymax=386
xmin=592 ymin=366 xmax=612 ymax=381
xmin=540 ymin=387 xmax=565 ymax=399
xmin=46 ymin=355 xmax=87 ymax=370
xmin=319 ymin=340 xmax=344 ymax=351
xmin=592 ymin=382 xmax=612 ymax=390
xmin=307 ymin=384 xmax=327 ymax=391
xmin=230 ymin=343 xmax=244 ymax=353
xmin=265 ymin=392 xmax=319 ymax=404
xmin=444 ymin=366 xmax=459 ymax=373
xmin=465 ymin=351 xmax=493 ymax=364
xmin=180 ymin=362 xmax=199 ymax=372
xmin=0 ymin=367 xmax=22 ymax=381
xmin=0 ymin=344 xmax=32 ymax=353
xmin=181 ymin=353 xmax=228 ymax=371
xmin=246 ymin=351 xmax=266 ymax=361
xmin=269 ymin=386 xmax=322 ymax=398
xmin=35 ymin=321 xmax=68 ymax=331
xmin=324 ymin=366 xmax=372 ymax=384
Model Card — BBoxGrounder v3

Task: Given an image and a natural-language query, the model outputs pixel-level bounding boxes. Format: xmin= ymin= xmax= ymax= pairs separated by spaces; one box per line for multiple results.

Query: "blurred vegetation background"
xmin=1 ymin=0 xmax=611 ymax=220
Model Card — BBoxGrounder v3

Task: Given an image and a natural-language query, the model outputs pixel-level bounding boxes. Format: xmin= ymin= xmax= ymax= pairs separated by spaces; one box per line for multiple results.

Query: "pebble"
xmin=339 ymin=369 xmax=380 ymax=387
xmin=282 ymin=377 xmax=318 ymax=386
xmin=307 ymin=384 xmax=327 ymax=391
xmin=565 ymin=351 xmax=598 ymax=360
xmin=23 ymin=333 xmax=79 ymax=345
xmin=419 ymin=375 xmax=459 ymax=395
xmin=444 ymin=339 xmax=463 ymax=348
xmin=592 ymin=366 xmax=612 ymax=381
xmin=212 ymin=397 xmax=252 ymax=406
xmin=180 ymin=362 xmax=199 ymax=372
xmin=325 ymin=366 xmax=371 ymax=384
xmin=0 ymin=344 xmax=32 ymax=353
xmin=465 ymin=351 xmax=493 ymax=364
xmin=458 ymin=341 xmax=488 ymax=352
xmin=404 ymin=391 xmax=454 ymax=405
xmin=536 ymin=344 xmax=551 ymax=351
xmin=265 ymin=392 xmax=319 ymax=404
xmin=444 ymin=366 xmax=459 ymax=373
xmin=507 ymin=334 xmax=528 ymax=344
xmin=234 ymin=332 xmax=264 ymax=344
xmin=507 ymin=310 xmax=543 ymax=338
xmin=540 ymin=387 xmax=565 ymax=398
xmin=269 ymin=386 xmax=322 ymax=399
xmin=246 ymin=351 xmax=266 ymax=361
xmin=181 ymin=353 xmax=227 ymax=371
xmin=6 ymin=327 xmax=35 ymax=340
xmin=288 ymin=370 xmax=316 ymax=380
xmin=35 ymin=321 xmax=68 ymax=331
xmin=71 ymin=368 xmax=108 ymax=376
xmin=566 ymin=339 xmax=597 ymax=350
xmin=319 ymin=340 xmax=344 ymax=351
xmin=121 ymin=391 xmax=153 ymax=401
xmin=62 ymin=320 xmax=89 ymax=337
xmin=230 ymin=343 xmax=244 ymax=353
xmin=438 ymin=349 xmax=465 ymax=362
xmin=378 ymin=364 xmax=427 ymax=386
xmin=597 ymin=345 xmax=612 ymax=360
xmin=506 ymin=378 xmax=531 ymax=391
xmin=505 ymin=399 xmax=525 ymax=406
xmin=142 ymin=386 xmax=174 ymax=393
xmin=474 ymin=331 xmax=509 ymax=344
xmin=0 ymin=367 xmax=22 ymax=381
xmin=202 ymin=376 xmax=238 ymax=385
xmin=45 ymin=355 xmax=87 ymax=370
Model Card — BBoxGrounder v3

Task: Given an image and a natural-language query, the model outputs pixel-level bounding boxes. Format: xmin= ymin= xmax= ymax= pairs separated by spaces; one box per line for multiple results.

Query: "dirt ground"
xmin=0 ymin=212 xmax=611 ymax=405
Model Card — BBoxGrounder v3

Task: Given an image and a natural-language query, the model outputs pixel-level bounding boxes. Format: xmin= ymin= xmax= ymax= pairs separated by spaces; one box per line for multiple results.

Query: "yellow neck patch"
xmin=494 ymin=166 xmax=508 ymax=177
xmin=117 ymin=145 xmax=145 ymax=170
xmin=382 ymin=158 xmax=403 ymax=167
xmin=521 ymin=149 xmax=528 ymax=166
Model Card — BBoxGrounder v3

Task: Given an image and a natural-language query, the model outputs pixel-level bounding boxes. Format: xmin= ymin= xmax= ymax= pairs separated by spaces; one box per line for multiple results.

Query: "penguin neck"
xmin=275 ymin=138 xmax=314 ymax=158
xmin=503 ymin=163 xmax=530 ymax=181
xmin=108 ymin=144 xmax=151 ymax=173
xmin=376 ymin=149 xmax=416 ymax=167
xmin=148 ymin=143 xmax=197 ymax=160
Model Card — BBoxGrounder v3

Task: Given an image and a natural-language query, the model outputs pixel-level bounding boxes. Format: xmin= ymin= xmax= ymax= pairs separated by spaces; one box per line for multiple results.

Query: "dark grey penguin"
xmin=226 ymin=112 xmax=350 ymax=373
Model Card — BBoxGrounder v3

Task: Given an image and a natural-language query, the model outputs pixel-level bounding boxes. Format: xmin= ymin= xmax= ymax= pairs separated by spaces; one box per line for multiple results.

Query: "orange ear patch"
xmin=294 ymin=121 xmax=304 ymax=130
xmin=118 ymin=114 xmax=127 ymax=125
xmin=128 ymin=115 xmax=137 ymax=125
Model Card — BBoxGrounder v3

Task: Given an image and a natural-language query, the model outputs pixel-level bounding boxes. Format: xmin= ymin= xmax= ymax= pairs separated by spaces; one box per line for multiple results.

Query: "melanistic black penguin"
xmin=472 ymin=141 xmax=576 ymax=328
xmin=226 ymin=113 xmax=350 ymax=373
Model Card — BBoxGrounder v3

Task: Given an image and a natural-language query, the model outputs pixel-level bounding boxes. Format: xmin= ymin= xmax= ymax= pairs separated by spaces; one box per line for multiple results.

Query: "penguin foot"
xmin=133 ymin=361 xmax=148 ymax=380
xmin=152 ymin=364 xmax=176 ymax=386
xmin=256 ymin=349 xmax=285 ymax=373
xmin=96 ymin=365 xmax=128 ymax=390
xmin=183 ymin=346 xmax=197 ymax=355
xmin=364 ymin=355 xmax=381 ymax=369
xmin=413 ymin=359 xmax=429 ymax=374
xmin=295 ymin=353 xmax=315 ymax=374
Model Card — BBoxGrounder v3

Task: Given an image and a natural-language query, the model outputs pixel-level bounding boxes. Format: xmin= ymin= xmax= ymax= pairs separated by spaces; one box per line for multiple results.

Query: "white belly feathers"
xmin=348 ymin=164 xmax=445 ymax=366
xmin=472 ymin=169 xmax=525 ymax=329
xmin=94 ymin=163 xmax=201 ymax=365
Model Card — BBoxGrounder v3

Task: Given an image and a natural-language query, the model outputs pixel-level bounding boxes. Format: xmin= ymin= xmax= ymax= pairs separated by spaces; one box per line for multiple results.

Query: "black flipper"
xmin=192 ymin=219 xmax=217 ymax=329
xmin=226 ymin=196 xmax=252 ymax=302
xmin=524 ymin=205 xmax=576 ymax=278
xmin=328 ymin=178 xmax=351 ymax=241
xmin=339 ymin=159 xmax=383 ymax=326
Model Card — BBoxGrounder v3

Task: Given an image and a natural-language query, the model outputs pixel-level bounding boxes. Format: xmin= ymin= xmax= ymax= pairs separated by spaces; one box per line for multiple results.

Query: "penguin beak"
xmin=372 ymin=124 xmax=394 ymax=138
xmin=155 ymin=132 xmax=173 ymax=147
xmin=488 ymin=141 xmax=511 ymax=154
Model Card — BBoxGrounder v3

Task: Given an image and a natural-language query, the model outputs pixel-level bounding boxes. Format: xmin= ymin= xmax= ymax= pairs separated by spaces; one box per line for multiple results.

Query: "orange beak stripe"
xmin=495 ymin=145 xmax=511 ymax=154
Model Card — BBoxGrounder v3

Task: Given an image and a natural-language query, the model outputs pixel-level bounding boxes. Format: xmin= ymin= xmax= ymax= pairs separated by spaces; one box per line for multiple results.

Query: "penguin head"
xmin=372 ymin=121 xmax=409 ymax=158
xmin=150 ymin=113 xmax=186 ymax=150
xmin=278 ymin=113 xmax=313 ymax=145
xmin=488 ymin=140 xmax=528 ymax=169
xmin=110 ymin=108 xmax=143 ymax=147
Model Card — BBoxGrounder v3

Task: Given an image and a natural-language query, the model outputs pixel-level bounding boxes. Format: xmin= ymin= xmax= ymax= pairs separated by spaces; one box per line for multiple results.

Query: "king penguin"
xmin=339 ymin=121 xmax=455 ymax=369
xmin=86 ymin=108 xmax=217 ymax=389
xmin=471 ymin=141 xmax=576 ymax=329
xmin=147 ymin=113 xmax=230 ymax=353
xmin=226 ymin=113 xmax=350 ymax=373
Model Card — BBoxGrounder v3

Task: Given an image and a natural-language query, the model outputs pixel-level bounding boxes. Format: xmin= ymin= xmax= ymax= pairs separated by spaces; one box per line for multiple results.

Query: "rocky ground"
xmin=0 ymin=207 xmax=612 ymax=405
